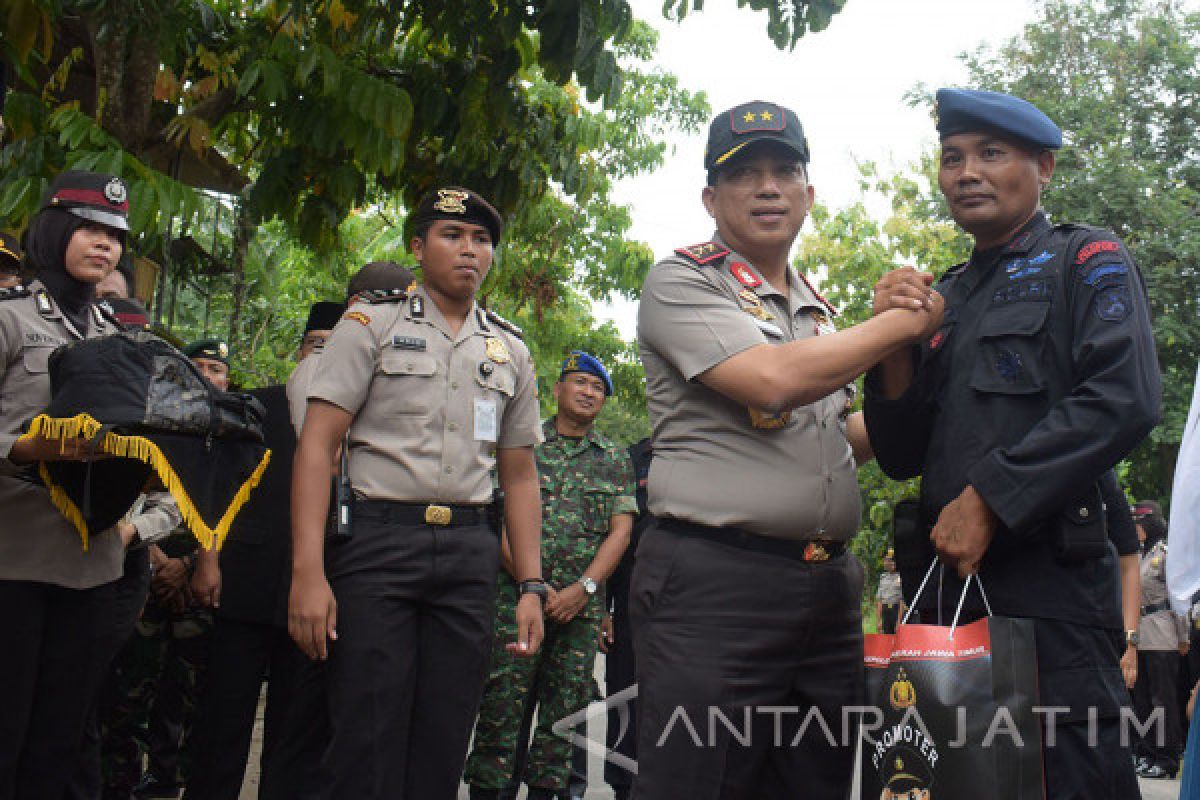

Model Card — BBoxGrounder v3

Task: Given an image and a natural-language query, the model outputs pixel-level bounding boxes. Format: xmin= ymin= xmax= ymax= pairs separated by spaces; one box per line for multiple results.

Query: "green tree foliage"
xmin=662 ymin=0 xmax=848 ymax=49
xmin=954 ymin=0 xmax=1200 ymax=502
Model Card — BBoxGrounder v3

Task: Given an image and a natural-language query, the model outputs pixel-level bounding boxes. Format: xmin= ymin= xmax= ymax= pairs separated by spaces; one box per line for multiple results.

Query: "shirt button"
xmin=826 ymin=474 xmax=834 ymax=483
xmin=1079 ymin=507 xmax=1089 ymax=518
xmin=445 ymin=466 xmax=454 ymax=474
xmin=451 ymin=381 xmax=459 ymax=390
xmin=448 ymin=422 xmax=459 ymax=432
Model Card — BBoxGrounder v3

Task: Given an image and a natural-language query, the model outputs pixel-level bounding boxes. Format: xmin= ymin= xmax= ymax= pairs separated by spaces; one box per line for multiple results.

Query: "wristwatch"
xmin=579 ymin=575 xmax=598 ymax=595
xmin=518 ymin=579 xmax=549 ymax=607
xmin=1125 ymin=629 xmax=1140 ymax=648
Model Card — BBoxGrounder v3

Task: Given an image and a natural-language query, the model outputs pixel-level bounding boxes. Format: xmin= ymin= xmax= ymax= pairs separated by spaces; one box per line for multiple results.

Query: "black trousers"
xmin=0 ymin=579 xmax=117 ymax=800
xmin=879 ymin=602 xmax=900 ymax=635
xmin=603 ymin=557 xmax=637 ymax=797
xmin=1132 ymin=649 xmax=1184 ymax=774
xmin=183 ymin=617 xmax=326 ymax=800
xmin=1016 ymin=618 xmax=1142 ymax=799
xmin=65 ymin=548 xmax=151 ymax=800
xmin=319 ymin=507 xmax=501 ymax=800
xmin=629 ymin=522 xmax=864 ymax=800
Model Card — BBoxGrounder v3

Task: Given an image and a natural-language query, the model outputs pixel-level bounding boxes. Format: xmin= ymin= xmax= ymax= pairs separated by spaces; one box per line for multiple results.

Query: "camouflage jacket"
xmin=537 ymin=417 xmax=637 ymax=593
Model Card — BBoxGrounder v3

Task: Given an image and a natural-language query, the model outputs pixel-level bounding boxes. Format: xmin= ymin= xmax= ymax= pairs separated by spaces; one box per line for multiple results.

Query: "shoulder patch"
xmin=485 ymin=309 xmax=524 ymax=340
xmin=674 ymin=241 xmax=730 ymax=266
xmin=0 ymin=285 xmax=30 ymax=302
xmin=1074 ymin=239 xmax=1122 ymax=268
xmin=345 ymin=310 xmax=371 ymax=327
xmin=362 ymin=288 xmax=409 ymax=304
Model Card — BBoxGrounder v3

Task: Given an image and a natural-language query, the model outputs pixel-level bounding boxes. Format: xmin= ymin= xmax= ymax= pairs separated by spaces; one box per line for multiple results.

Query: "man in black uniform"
xmin=864 ymin=88 xmax=1161 ymax=799
xmin=183 ymin=303 xmax=347 ymax=800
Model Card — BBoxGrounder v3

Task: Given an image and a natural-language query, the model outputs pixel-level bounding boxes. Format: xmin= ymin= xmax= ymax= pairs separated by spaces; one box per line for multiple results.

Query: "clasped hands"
xmin=872 ymin=268 xmax=997 ymax=577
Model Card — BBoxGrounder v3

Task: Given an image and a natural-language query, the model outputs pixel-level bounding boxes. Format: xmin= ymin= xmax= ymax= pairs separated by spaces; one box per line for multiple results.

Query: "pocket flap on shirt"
xmin=977 ymin=301 xmax=1051 ymax=338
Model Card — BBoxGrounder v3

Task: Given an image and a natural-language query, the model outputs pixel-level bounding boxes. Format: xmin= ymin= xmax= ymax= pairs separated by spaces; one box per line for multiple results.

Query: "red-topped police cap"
xmin=40 ymin=170 xmax=130 ymax=232
xmin=704 ymin=100 xmax=809 ymax=171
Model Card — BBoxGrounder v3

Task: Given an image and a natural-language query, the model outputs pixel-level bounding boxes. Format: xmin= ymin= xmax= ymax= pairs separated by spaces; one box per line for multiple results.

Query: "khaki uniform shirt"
xmin=637 ymin=234 xmax=860 ymax=540
xmin=1139 ymin=540 xmax=1187 ymax=650
xmin=286 ymin=349 xmax=322 ymax=435
xmin=877 ymin=571 xmax=903 ymax=605
xmin=0 ymin=280 xmax=123 ymax=588
xmin=308 ymin=285 xmax=542 ymax=504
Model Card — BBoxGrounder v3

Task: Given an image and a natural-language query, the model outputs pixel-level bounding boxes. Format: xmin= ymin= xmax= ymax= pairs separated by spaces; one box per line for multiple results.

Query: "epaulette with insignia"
xmin=485 ymin=309 xmax=524 ymax=340
xmin=0 ymin=285 xmax=30 ymax=302
xmin=362 ymin=288 xmax=409 ymax=304
xmin=674 ymin=241 xmax=730 ymax=267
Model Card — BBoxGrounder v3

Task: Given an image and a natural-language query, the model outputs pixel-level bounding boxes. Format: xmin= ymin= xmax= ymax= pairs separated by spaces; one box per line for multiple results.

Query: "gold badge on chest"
xmin=809 ymin=310 xmax=836 ymax=336
xmin=485 ymin=337 xmax=511 ymax=364
xmin=737 ymin=289 xmax=775 ymax=321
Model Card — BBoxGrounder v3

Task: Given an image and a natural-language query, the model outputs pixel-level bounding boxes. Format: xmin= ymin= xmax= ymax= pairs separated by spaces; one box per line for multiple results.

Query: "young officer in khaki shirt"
xmin=633 ymin=102 xmax=941 ymax=799
xmin=289 ymin=187 xmax=546 ymax=800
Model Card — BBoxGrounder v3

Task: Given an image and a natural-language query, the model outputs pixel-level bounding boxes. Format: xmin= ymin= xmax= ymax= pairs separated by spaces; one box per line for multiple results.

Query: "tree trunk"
xmin=227 ymin=199 xmax=253 ymax=348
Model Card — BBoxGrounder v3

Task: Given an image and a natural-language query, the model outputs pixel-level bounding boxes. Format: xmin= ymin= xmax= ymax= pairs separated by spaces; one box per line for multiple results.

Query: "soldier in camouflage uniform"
xmin=465 ymin=351 xmax=637 ymax=800
xmin=101 ymin=340 xmax=228 ymax=798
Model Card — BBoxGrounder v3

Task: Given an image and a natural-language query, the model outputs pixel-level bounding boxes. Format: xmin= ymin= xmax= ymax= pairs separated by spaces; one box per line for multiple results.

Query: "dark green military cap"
xmin=183 ymin=338 xmax=230 ymax=365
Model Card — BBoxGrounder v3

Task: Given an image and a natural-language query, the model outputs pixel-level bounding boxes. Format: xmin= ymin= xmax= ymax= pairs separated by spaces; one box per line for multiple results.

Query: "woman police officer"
xmin=0 ymin=171 xmax=132 ymax=798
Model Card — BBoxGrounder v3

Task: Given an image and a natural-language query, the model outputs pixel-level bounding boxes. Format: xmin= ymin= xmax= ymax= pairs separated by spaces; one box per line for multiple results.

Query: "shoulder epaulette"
xmin=93 ymin=301 xmax=123 ymax=329
xmin=362 ymin=288 xmax=409 ymax=304
xmin=797 ymin=272 xmax=836 ymax=316
xmin=674 ymin=241 xmax=730 ymax=267
xmin=486 ymin=309 xmax=524 ymax=340
xmin=0 ymin=285 xmax=30 ymax=302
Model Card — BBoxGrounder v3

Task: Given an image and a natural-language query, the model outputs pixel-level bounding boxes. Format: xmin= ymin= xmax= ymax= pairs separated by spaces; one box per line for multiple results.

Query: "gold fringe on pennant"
xmin=19 ymin=413 xmax=271 ymax=552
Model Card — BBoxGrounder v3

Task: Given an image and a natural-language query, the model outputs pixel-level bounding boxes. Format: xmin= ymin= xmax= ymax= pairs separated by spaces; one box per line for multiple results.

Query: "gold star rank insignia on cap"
xmin=743 ymin=111 xmax=756 ymax=123
xmin=432 ymin=188 xmax=469 ymax=214
xmin=485 ymin=337 xmax=511 ymax=364
xmin=759 ymin=110 xmax=773 ymax=121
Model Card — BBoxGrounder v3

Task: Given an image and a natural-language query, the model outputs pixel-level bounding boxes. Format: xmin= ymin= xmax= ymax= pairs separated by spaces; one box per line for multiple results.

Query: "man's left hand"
xmin=931 ymin=485 xmax=999 ymax=579
xmin=505 ymin=593 xmax=544 ymax=657
xmin=546 ymin=583 xmax=589 ymax=624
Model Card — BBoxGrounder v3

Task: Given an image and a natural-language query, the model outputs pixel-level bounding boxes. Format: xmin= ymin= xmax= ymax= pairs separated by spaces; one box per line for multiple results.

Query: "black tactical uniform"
xmin=865 ymin=209 xmax=1160 ymax=797
xmin=184 ymin=385 xmax=325 ymax=800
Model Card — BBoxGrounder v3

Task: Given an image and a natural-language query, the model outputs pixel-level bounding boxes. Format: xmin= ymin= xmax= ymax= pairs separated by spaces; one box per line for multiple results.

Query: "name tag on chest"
xmin=390 ymin=335 xmax=427 ymax=351
xmin=474 ymin=398 xmax=498 ymax=442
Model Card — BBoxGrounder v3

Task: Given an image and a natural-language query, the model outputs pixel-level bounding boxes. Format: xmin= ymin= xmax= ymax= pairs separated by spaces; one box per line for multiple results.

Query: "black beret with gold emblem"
xmin=40 ymin=170 xmax=131 ymax=232
xmin=408 ymin=186 xmax=503 ymax=245
xmin=704 ymin=101 xmax=810 ymax=172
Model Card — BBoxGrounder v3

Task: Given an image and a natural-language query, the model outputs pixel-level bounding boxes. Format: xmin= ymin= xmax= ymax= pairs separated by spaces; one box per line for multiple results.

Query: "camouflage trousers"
xmin=465 ymin=575 xmax=601 ymax=791
xmin=100 ymin=599 xmax=213 ymax=791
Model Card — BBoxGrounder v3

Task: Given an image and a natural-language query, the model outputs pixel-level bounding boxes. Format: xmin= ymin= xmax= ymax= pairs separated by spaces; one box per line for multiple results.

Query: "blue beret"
xmin=935 ymin=88 xmax=1062 ymax=150
xmin=560 ymin=350 xmax=613 ymax=396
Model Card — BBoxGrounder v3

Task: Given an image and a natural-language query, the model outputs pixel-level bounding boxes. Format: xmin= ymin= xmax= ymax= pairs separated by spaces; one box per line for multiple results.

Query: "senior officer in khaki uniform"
xmin=633 ymin=102 xmax=942 ymax=799
xmin=0 ymin=171 xmax=131 ymax=798
xmin=289 ymin=187 xmax=546 ymax=800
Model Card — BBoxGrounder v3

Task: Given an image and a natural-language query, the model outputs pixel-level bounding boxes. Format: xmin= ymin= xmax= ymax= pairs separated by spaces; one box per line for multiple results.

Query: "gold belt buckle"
xmin=424 ymin=504 xmax=453 ymax=526
xmin=803 ymin=542 xmax=830 ymax=562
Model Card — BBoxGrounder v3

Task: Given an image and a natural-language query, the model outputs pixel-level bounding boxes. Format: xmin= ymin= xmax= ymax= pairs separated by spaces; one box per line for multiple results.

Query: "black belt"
xmin=1142 ymin=601 xmax=1171 ymax=615
xmin=355 ymin=500 xmax=489 ymax=528
xmin=658 ymin=517 xmax=846 ymax=563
